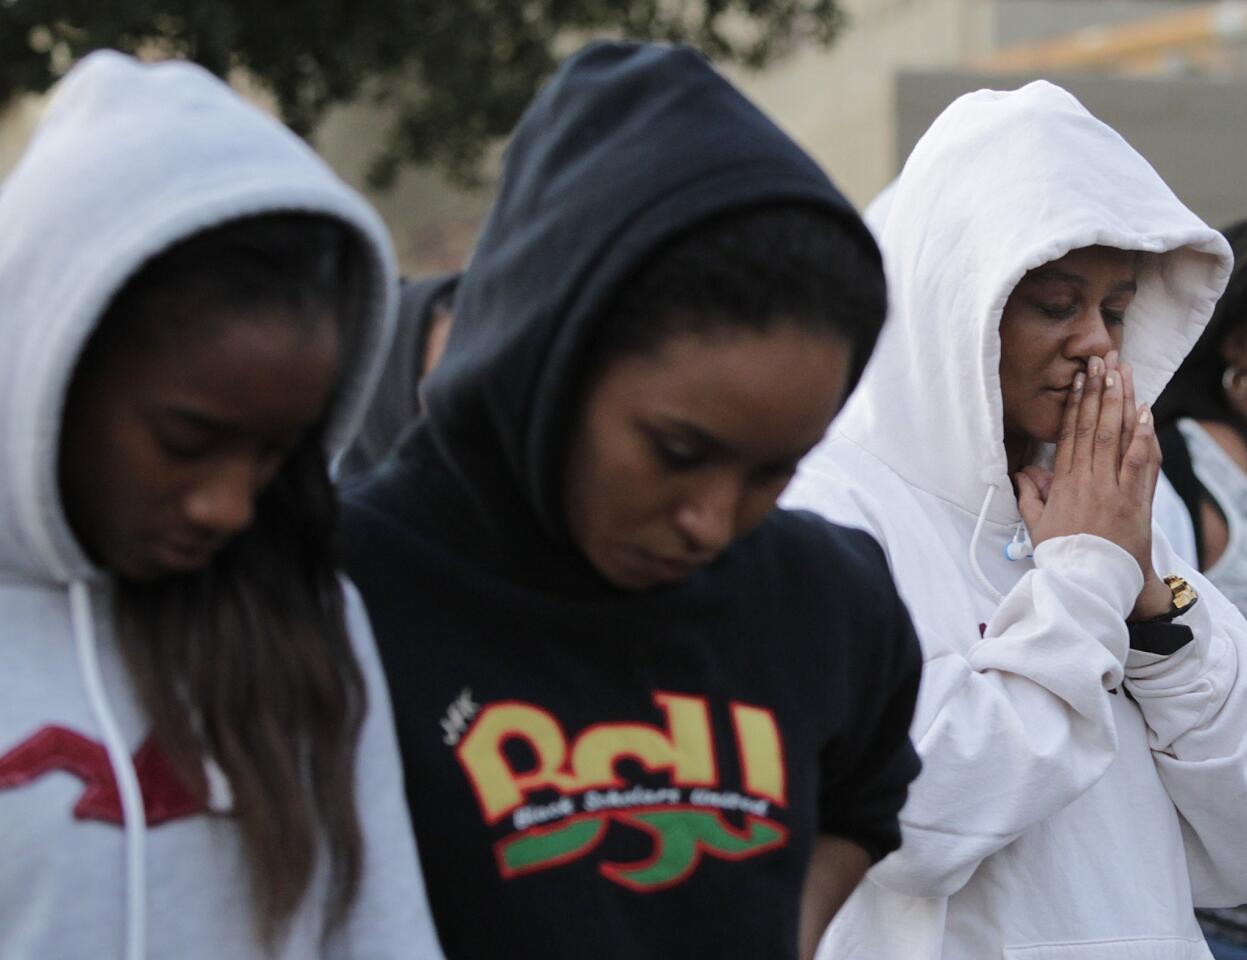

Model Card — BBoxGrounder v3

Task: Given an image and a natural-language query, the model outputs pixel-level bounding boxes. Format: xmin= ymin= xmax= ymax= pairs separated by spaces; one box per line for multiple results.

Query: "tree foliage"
xmin=0 ymin=0 xmax=844 ymax=186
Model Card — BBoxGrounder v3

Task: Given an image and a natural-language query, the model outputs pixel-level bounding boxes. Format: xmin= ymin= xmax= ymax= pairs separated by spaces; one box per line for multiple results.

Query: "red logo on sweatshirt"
xmin=0 ymin=725 xmax=205 ymax=826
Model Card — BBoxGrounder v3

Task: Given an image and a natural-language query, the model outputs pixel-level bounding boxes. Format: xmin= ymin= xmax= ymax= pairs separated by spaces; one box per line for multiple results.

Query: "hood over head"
xmin=839 ymin=80 xmax=1232 ymax=526
xmin=421 ymin=40 xmax=879 ymax=544
xmin=0 ymin=51 xmax=397 ymax=584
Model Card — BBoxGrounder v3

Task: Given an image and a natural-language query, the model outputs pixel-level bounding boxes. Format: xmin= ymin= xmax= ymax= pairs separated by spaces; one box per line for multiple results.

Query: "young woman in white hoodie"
xmin=783 ymin=81 xmax=1247 ymax=959
xmin=0 ymin=53 xmax=441 ymax=958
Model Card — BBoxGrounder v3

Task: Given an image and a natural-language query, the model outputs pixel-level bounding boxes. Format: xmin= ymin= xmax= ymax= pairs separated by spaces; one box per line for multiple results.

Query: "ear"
xmin=1219 ymin=325 xmax=1247 ymax=367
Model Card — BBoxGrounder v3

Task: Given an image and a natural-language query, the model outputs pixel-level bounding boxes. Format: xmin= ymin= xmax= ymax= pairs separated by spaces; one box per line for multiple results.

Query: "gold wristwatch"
xmin=1128 ymin=575 xmax=1199 ymax=656
xmin=1150 ymin=574 xmax=1198 ymax=623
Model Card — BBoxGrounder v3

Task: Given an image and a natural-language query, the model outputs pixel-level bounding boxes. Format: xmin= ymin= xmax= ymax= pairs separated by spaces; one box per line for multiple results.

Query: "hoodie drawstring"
xmin=969 ymin=486 xmax=1005 ymax=603
xmin=70 ymin=580 xmax=146 ymax=960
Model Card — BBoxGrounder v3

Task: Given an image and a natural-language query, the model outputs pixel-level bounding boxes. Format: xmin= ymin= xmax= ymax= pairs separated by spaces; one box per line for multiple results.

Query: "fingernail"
xmin=1073 ymin=372 xmax=1085 ymax=391
xmin=1138 ymin=406 xmax=1152 ymax=425
xmin=1105 ymin=373 xmax=1116 ymax=389
xmin=1089 ymin=356 xmax=1103 ymax=376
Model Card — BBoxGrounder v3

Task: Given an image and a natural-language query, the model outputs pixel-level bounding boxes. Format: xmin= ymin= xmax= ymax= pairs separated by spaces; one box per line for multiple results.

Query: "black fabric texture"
xmin=1159 ymin=424 xmax=1209 ymax=565
xmin=339 ymin=272 xmax=461 ymax=479
xmin=340 ymin=41 xmax=921 ymax=959
xmin=1127 ymin=621 xmax=1195 ymax=656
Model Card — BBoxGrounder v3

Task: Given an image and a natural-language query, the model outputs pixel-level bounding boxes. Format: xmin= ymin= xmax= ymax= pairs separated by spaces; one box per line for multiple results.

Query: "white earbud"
xmin=1004 ymin=540 xmax=1032 ymax=561
xmin=1004 ymin=524 xmax=1034 ymax=562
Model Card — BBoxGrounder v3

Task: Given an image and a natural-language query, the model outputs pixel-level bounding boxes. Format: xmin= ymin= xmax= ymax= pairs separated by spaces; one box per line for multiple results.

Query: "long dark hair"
xmin=95 ymin=214 xmax=366 ymax=947
xmin=1154 ymin=220 xmax=1247 ymax=429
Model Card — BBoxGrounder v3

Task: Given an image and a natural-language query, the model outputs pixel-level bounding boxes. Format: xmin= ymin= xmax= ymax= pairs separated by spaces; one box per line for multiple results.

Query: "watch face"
xmin=1164 ymin=575 xmax=1198 ymax=611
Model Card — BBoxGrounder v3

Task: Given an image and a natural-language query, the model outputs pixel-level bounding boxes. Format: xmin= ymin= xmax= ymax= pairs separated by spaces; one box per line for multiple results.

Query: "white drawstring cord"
xmin=969 ymin=486 xmax=1005 ymax=603
xmin=70 ymin=580 xmax=146 ymax=960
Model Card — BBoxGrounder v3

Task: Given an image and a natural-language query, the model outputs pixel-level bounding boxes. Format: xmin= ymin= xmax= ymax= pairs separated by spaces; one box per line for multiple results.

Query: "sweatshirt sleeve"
xmin=1122 ymin=529 xmax=1247 ymax=907
xmin=324 ymin=580 xmax=445 ymax=959
xmin=818 ymin=536 xmax=923 ymax=863
xmin=871 ymin=534 xmax=1137 ymax=899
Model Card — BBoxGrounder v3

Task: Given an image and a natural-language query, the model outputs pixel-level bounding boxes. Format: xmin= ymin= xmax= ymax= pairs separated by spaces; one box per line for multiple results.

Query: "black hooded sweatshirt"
xmin=341 ymin=42 xmax=922 ymax=960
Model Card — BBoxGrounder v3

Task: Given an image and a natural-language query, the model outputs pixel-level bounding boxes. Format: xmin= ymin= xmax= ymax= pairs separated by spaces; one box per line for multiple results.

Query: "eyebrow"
xmin=655 ymin=417 xmax=820 ymax=466
xmin=160 ymin=405 xmax=235 ymax=433
xmin=1027 ymin=268 xmax=1085 ymax=287
xmin=1026 ymin=270 xmax=1138 ymax=295
xmin=656 ymin=418 xmax=734 ymax=456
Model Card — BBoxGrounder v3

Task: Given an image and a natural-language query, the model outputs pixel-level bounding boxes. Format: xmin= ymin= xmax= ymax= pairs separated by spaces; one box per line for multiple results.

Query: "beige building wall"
xmin=731 ymin=0 xmax=1209 ymax=208
xmin=309 ymin=103 xmax=493 ymax=276
xmin=895 ymin=67 xmax=1247 ymax=227
xmin=0 ymin=95 xmax=45 ymax=178
xmin=2 ymin=2 xmax=1240 ymax=267
xmin=729 ymin=0 xmax=995 ymax=208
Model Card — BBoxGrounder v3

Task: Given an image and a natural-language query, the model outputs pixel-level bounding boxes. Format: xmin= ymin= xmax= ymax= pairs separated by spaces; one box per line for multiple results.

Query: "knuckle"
xmin=1074 ymin=423 xmax=1096 ymax=441
xmin=1094 ymin=429 xmax=1117 ymax=447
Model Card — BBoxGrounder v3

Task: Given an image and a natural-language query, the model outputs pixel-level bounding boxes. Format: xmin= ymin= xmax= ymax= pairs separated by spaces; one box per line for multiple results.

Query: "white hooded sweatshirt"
xmin=0 ymin=53 xmax=442 ymax=959
xmin=783 ymin=81 xmax=1246 ymax=959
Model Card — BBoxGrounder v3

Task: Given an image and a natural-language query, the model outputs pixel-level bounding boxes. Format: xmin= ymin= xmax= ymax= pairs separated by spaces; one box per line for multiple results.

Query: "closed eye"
xmin=651 ymin=436 xmax=705 ymax=470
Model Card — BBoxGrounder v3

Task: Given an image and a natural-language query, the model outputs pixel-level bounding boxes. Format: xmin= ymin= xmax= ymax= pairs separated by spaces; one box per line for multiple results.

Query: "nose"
xmin=1066 ymin=305 xmax=1114 ymax=362
xmin=183 ymin=459 xmax=257 ymax=537
xmin=672 ymin=473 xmax=743 ymax=557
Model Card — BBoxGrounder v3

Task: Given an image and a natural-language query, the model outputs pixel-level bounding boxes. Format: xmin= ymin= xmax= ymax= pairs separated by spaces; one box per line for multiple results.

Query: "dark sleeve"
xmin=815 ymin=530 xmax=923 ymax=863
xmin=1159 ymin=424 xmax=1206 ymax=565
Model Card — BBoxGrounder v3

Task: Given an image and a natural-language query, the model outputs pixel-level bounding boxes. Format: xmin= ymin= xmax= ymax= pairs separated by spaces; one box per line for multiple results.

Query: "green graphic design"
xmin=605 ymin=810 xmax=784 ymax=889
xmin=500 ymin=816 xmax=606 ymax=874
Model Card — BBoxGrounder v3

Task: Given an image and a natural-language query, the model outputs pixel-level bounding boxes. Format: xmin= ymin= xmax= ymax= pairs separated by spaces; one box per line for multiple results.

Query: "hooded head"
xmin=421 ymin=41 xmax=883 ymax=566
xmin=838 ymin=81 xmax=1232 ymax=525
xmin=0 ymin=51 xmax=397 ymax=584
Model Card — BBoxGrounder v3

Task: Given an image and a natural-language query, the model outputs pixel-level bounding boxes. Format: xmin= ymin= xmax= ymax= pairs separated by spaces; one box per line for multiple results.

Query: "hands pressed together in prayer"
xmin=1014 ymin=350 xmax=1174 ymax=621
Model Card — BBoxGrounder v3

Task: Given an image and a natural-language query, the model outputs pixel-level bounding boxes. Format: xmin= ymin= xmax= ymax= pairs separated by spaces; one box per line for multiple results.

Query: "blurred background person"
xmin=340 ymin=272 xmax=461 ymax=478
xmin=1155 ymin=219 xmax=1247 ymax=960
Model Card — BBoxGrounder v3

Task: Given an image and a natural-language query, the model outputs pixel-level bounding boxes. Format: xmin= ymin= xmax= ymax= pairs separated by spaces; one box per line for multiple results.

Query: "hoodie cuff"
xmin=1032 ymin=534 xmax=1144 ymax=621
xmin=1126 ymin=596 xmax=1213 ymax=683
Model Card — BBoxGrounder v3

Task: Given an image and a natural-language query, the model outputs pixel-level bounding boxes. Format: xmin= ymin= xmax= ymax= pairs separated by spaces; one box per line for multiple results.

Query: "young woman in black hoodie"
xmin=341 ymin=41 xmax=922 ymax=959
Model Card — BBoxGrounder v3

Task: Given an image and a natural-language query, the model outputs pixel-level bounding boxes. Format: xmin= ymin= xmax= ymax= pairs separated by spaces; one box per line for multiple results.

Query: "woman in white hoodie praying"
xmin=783 ymin=81 xmax=1247 ymax=959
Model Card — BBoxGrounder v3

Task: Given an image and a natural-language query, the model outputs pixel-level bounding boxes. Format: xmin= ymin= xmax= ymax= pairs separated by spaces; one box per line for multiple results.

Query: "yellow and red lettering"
xmin=570 ymin=692 xmax=716 ymax=789
xmin=457 ymin=702 xmax=576 ymax=823
xmin=730 ymin=702 xmax=787 ymax=806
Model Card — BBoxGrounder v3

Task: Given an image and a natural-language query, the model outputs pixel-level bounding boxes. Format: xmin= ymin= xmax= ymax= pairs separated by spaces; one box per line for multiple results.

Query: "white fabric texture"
xmin=783 ymin=81 xmax=1245 ymax=959
xmin=1176 ymin=417 xmax=1247 ymax=609
xmin=0 ymin=52 xmax=442 ymax=958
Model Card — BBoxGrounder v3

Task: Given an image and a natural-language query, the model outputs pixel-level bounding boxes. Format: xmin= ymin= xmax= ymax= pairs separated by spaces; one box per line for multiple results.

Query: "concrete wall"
xmin=731 ymin=0 xmax=1222 ymax=207
xmin=895 ymin=68 xmax=1247 ymax=226
xmin=992 ymin=0 xmax=1201 ymax=48
xmin=728 ymin=0 xmax=994 ymax=207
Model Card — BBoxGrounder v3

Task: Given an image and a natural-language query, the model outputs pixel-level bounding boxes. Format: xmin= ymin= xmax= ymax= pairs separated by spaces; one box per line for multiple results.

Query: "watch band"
xmin=1128 ymin=621 xmax=1195 ymax=656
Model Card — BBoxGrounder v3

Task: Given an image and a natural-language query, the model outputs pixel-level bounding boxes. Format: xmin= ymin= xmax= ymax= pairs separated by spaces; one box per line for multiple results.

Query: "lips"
xmin=631 ymin=548 xmax=700 ymax=585
xmin=150 ymin=537 xmax=218 ymax=573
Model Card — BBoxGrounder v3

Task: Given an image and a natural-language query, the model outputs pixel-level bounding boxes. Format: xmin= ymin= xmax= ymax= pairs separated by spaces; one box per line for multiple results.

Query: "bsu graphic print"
xmin=456 ymin=692 xmax=789 ymax=891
